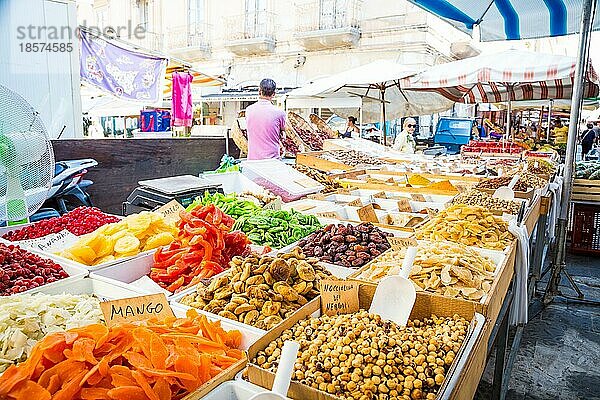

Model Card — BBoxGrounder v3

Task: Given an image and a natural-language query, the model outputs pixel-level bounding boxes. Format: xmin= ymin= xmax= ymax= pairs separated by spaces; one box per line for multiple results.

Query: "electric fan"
xmin=0 ymin=85 xmax=54 ymax=225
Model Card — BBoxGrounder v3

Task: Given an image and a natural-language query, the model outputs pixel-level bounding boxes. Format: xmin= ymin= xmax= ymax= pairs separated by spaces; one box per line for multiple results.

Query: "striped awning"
xmin=408 ymin=0 xmax=600 ymax=41
xmin=401 ymin=49 xmax=599 ymax=103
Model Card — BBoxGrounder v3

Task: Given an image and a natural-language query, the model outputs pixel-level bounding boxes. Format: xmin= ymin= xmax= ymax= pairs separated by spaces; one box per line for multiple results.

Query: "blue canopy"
xmin=408 ymin=0 xmax=600 ymax=41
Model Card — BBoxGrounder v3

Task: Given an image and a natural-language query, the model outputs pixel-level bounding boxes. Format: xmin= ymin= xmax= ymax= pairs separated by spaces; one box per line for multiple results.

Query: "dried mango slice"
xmin=114 ymin=235 xmax=140 ymax=254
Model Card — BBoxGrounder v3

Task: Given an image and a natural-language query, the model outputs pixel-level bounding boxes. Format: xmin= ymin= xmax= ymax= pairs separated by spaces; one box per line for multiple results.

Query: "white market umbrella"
xmin=403 ymin=49 xmax=599 ymax=139
xmin=287 ymin=60 xmax=455 ymax=144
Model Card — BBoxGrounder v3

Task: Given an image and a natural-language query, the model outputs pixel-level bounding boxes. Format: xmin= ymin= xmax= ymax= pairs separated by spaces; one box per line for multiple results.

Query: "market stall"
xmin=0 ymin=135 xmax=562 ymax=400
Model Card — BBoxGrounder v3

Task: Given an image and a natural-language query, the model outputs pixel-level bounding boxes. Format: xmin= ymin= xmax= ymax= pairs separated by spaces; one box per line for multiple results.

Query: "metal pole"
xmin=546 ymin=99 xmax=553 ymax=140
xmin=381 ymin=88 xmax=387 ymax=146
xmin=546 ymin=0 xmax=596 ymax=303
xmin=506 ymin=100 xmax=512 ymax=141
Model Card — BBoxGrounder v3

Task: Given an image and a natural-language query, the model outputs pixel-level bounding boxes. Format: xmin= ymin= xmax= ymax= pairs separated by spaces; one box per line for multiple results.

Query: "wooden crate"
xmin=246 ymin=286 xmax=487 ymax=400
xmin=572 ymin=179 xmax=600 ymax=203
xmin=296 ymin=151 xmax=355 ymax=172
xmin=339 ymin=179 xmax=460 ymax=195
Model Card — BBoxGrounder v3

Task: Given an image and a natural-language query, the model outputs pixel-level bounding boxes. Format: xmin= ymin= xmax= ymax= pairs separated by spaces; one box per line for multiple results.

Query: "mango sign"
xmin=100 ymin=293 xmax=174 ymax=326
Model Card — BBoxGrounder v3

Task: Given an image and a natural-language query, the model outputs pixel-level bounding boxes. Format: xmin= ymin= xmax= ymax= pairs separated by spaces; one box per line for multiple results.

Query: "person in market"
xmin=581 ymin=122 xmax=597 ymax=159
xmin=552 ymin=117 xmax=568 ymax=144
xmin=342 ymin=116 xmax=360 ymax=138
xmin=392 ymin=117 xmax=417 ymax=153
xmin=245 ymin=78 xmax=287 ymax=160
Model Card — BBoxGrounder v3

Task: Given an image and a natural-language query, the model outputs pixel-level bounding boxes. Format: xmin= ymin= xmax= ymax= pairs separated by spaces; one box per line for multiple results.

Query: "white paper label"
xmin=18 ymin=230 xmax=78 ymax=253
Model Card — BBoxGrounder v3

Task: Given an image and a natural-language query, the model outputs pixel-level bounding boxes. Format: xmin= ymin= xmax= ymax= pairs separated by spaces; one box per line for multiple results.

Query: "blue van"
xmin=433 ymin=117 xmax=475 ymax=154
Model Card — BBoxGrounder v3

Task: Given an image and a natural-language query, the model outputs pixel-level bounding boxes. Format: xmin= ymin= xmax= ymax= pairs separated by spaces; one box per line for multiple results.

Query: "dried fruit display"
xmin=2 ymin=207 xmax=120 ymax=241
xmin=355 ymin=241 xmax=497 ymax=301
xmin=181 ymin=247 xmax=332 ymax=330
xmin=0 ymin=293 xmax=103 ymax=372
xmin=232 ymin=209 xmax=321 ymax=249
xmin=525 ymin=158 xmax=556 ymax=175
xmin=151 ymin=204 xmax=251 ymax=292
xmin=59 ymin=211 xmax=177 ymax=266
xmin=253 ymin=310 xmax=469 ymax=400
xmin=475 ymin=176 xmax=528 ymax=191
xmin=0 ymin=309 xmax=244 ymax=400
xmin=318 ymin=150 xmax=389 ymax=167
xmin=451 ymin=189 xmax=521 ymax=215
xmin=281 ymin=136 xmax=301 ymax=156
xmin=517 ymin=172 xmax=548 ymax=189
xmin=415 ymin=204 xmax=513 ymax=250
xmin=294 ymin=164 xmax=342 ymax=194
xmin=0 ymin=243 xmax=69 ymax=295
xmin=297 ymin=223 xmax=393 ymax=269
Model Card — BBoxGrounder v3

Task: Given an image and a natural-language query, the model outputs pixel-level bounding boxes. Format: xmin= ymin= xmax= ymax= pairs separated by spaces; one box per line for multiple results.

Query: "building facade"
xmin=77 ymin=0 xmax=477 ymax=128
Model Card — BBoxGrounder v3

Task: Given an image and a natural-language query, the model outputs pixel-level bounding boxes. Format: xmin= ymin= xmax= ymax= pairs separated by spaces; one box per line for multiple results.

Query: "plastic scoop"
xmin=369 ymin=246 xmax=418 ymax=327
xmin=248 ymin=340 xmax=300 ymax=400
xmin=493 ymin=174 xmax=520 ymax=201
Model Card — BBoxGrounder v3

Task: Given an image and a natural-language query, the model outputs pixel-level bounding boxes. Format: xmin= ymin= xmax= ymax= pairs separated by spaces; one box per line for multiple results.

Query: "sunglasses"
xmin=407 ymin=124 xmax=416 ymax=128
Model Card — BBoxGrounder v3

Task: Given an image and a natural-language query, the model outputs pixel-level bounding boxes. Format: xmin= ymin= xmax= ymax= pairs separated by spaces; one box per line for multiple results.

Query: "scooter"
xmin=42 ymin=159 xmax=98 ymax=214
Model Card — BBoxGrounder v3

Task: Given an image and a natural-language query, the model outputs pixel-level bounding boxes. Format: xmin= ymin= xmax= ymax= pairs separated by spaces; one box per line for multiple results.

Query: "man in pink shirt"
xmin=245 ymin=78 xmax=287 ymax=160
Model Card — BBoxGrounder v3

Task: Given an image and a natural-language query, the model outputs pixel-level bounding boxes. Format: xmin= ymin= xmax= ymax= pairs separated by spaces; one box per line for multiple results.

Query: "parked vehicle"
xmin=43 ymin=159 xmax=97 ymax=214
xmin=433 ymin=117 xmax=476 ymax=154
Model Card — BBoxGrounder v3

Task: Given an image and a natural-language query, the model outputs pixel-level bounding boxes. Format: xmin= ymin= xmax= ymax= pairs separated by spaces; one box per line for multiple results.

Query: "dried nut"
xmin=240 ymin=264 xmax=252 ymax=281
xmin=252 ymin=310 xmax=467 ymax=398
xmin=246 ymin=275 xmax=265 ymax=286
xmin=232 ymin=281 xmax=245 ymax=293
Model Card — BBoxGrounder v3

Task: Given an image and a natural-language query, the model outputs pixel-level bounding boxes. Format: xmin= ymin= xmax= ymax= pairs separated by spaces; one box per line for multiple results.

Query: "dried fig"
xmin=261 ymin=301 xmax=281 ymax=316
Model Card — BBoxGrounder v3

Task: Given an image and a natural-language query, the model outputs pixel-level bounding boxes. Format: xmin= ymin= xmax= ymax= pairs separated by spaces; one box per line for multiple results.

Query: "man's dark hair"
xmin=348 ymin=116 xmax=357 ymax=123
xmin=259 ymin=78 xmax=277 ymax=97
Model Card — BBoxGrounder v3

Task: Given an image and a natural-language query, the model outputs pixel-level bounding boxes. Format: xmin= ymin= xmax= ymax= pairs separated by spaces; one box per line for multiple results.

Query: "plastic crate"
xmin=570 ymin=203 xmax=600 ymax=255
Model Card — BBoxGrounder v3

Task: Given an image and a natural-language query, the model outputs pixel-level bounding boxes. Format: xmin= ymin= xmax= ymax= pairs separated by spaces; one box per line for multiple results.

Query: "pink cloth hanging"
xmin=172 ymin=72 xmax=193 ymax=127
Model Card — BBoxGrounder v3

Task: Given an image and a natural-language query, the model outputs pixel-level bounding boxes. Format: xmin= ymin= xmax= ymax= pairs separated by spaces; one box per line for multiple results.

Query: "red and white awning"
xmin=401 ymin=49 xmax=599 ymax=103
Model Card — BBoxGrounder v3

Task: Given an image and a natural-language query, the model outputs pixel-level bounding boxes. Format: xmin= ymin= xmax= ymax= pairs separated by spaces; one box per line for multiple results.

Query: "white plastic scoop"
xmin=248 ymin=341 xmax=300 ymax=400
xmin=492 ymin=174 xmax=520 ymax=201
xmin=369 ymin=246 xmax=418 ymax=326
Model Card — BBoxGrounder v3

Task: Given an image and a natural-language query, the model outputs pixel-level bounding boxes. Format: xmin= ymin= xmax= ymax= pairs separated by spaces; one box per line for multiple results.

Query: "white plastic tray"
xmin=240 ymin=159 xmax=324 ymax=202
xmin=201 ymin=380 xmax=281 ymax=400
xmin=0 ymin=241 xmax=88 ymax=297
xmin=29 ymin=276 xmax=148 ymax=300
xmin=89 ymin=252 xmax=183 ymax=298
xmin=200 ymin=172 xmax=266 ymax=195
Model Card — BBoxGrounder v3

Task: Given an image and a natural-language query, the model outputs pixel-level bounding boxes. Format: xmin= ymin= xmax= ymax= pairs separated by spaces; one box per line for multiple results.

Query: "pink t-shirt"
xmin=245 ymin=99 xmax=286 ymax=160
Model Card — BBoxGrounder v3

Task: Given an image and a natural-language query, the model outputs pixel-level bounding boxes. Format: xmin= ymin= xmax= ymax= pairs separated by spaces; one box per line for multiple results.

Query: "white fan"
xmin=0 ymin=85 xmax=54 ymax=225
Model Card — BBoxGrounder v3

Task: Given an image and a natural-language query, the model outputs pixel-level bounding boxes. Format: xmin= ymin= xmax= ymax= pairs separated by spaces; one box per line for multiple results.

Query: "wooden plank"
xmin=574 ymin=179 xmax=600 ymax=187
xmin=572 ymin=193 xmax=600 ymax=202
xmin=524 ymin=196 xmax=541 ymax=235
xmin=340 ymin=179 xmax=459 ymax=195
xmin=51 ymin=138 xmax=238 ymax=214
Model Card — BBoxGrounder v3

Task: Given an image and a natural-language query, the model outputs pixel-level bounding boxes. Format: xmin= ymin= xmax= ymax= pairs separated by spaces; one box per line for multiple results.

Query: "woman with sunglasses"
xmin=392 ymin=117 xmax=417 ymax=153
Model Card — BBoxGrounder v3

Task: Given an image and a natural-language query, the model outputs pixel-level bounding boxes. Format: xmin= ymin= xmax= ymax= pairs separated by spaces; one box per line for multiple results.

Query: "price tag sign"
xmin=397 ymin=198 xmax=412 ymax=212
xmin=100 ymin=293 xmax=174 ymax=327
xmin=337 ymin=188 xmax=352 ymax=195
xmin=386 ymin=177 xmax=395 ymax=183
xmin=308 ymin=193 xmax=326 ymax=201
xmin=316 ymin=211 xmax=341 ymax=219
xmin=295 ymin=178 xmax=319 ymax=188
xmin=357 ymin=204 xmax=379 ymax=223
xmin=320 ymin=279 xmax=360 ymax=316
xmin=387 ymin=236 xmax=419 ymax=250
xmin=157 ymin=199 xmax=185 ymax=225
xmin=263 ymin=197 xmax=282 ymax=210
xmin=373 ymin=191 xmax=387 ymax=199
xmin=18 ymin=229 xmax=78 ymax=253
xmin=432 ymin=168 xmax=441 ymax=174
xmin=411 ymin=194 xmax=426 ymax=202
xmin=347 ymin=198 xmax=363 ymax=207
